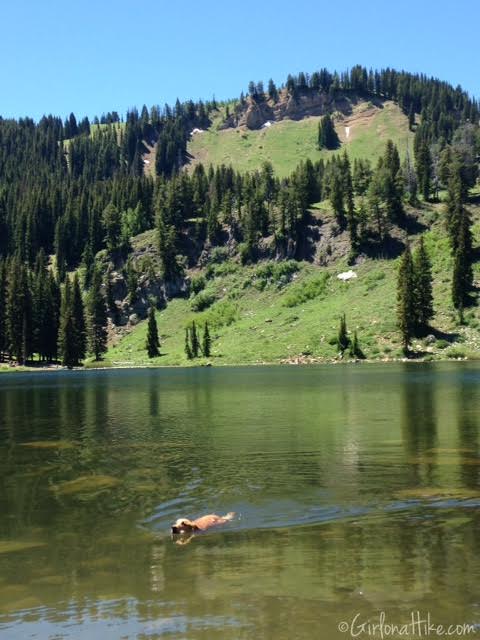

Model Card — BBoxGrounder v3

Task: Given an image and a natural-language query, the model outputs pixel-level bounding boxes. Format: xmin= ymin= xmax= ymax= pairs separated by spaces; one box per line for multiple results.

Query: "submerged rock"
xmin=0 ymin=540 xmax=47 ymax=554
xmin=395 ymin=487 xmax=480 ymax=501
xmin=51 ymin=475 xmax=121 ymax=496
xmin=19 ymin=440 xmax=75 ymax=450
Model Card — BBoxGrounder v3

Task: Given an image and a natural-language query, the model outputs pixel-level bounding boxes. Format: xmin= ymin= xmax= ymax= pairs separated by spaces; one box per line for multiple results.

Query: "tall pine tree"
xmin=413 ymin=236 xmax=434 ymax=332
xmin=397 ymin=244 xmax=416 ymax=353
xmin=146 ymin=307 xmax=160 ymax=357
xmin=86 ymin=267 xmax=108 ymax=360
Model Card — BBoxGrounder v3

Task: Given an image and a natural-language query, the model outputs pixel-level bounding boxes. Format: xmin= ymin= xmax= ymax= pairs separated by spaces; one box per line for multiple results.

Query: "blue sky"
xmin=1 ymin=0 xmax=478 ymax=121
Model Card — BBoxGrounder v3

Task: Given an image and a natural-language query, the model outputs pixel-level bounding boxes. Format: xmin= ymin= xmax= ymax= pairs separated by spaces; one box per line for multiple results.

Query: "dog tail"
xmin=223 ymin=512 xmax=236 ymax=521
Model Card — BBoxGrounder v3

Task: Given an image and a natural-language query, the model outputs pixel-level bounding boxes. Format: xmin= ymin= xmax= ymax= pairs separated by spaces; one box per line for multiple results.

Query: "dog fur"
xmin=171 ymin=512 xmax=235 ymax=535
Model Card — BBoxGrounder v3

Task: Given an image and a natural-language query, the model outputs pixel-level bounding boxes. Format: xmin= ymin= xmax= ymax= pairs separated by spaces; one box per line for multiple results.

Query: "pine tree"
xmin=408 ymin=104 xmax=415 ymax=130
xmin=202 ymin=322 xmax=211 ymax=357
xmin=146 ymin=307 xmax=160 ymax=358
xmin=413 ymin=236 xmax=434 ymax=332
xmin=342 ymin=152 xmax=358 ymax=252
xmin=397 ymin=244 xmax=416 ymax=353
xmin=0 ymin=260 xmax=6 ymax=361
xmin=185 ymin=327 xmax=193 ymax=360
xmin=6 ymin=258 xmax=31 ymax=363
xmin=190 ymin=321 xmax=199 ymax=358
xmin=452 ymin=211 xmax=473 ymax=318
xmin=349 ymin=330 xmax=364 ymax=359
xmin=416 ymin=141 xmax=432 ymax=201
xmin=337 ymin=313 xmax=349 ymax=354
xmin=58 ymin=278 xmax=77 ymax=367
xmin=71 ymin=274 xmax=86 ymax=362
xmin=102 ymin=203 xmax=122 ymax=254
xmin=86 ymin=267 xmax=108 ymax=360
xmin=318 ymin=114 xmax=340 ymax=150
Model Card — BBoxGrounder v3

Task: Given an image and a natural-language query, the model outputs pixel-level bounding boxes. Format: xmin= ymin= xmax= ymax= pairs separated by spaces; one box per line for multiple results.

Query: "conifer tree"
xmin=318 ymin=114 xmax=340 ymax=150
xmin=190 ymin=321 xmax=199 ymax=358
xmin=337 ymin=313 xmax=349 ymax=354
xmin=413 ymin=236 xmax=434 ymax=332
xmin=202 ymin=322 xmax=211 ymax=357
xmin=416 ymin=141 xmax=432 ymax=201
xmin=6 ymin=258 xmax=31 ymax=363
xmin=342 ymin=152 xmax=358 ymax=252
xmin=452 ymin=212 xmax=473 ymax=318
xmin=185 ymin=327 xmax=193 ymax=360
xmin=408 ymin=104 xmax=415 ymax=130
xmin=71 ymin=274 xmax=86 ymax=362
xmin=86 ymin=267 xmax=108 ymax=360
xmin=58 ymin=278 xmax=77 ymax=367
xmin=349 ymin=330 xmax=364 ymax=359
xmin=397 ymin=244 xmax=416 ymax=353
xmin=0 ymin=260 xmax=6 ymax=361
xmin=146 ymin=307 xmax=160 ymax=358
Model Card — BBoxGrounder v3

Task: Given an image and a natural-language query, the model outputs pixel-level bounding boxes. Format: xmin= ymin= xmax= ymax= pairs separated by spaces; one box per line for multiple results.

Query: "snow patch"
xmin=337 ymin=270 xmax=357 ymax=281
xmin=261 ymin=120 xmax=274 ymax=129
xmin=345 ymin=126 xmax=350 ymax=139
xmin=190 ymin=128 xmax=204 ymax=135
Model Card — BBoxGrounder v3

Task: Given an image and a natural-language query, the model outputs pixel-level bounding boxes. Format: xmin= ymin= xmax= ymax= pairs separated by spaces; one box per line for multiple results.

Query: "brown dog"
xmin=171 ymin=512 xmax=235 ymax=535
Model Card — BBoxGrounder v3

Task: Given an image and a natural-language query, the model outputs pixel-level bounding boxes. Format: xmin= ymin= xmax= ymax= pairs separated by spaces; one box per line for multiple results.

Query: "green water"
xmin=0 ymin=363 xmax=479 ymax=639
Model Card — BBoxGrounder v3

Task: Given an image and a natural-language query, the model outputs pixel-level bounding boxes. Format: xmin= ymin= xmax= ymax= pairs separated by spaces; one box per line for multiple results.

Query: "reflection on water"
xmin=0 ymin=363 xmax=480 ymax=638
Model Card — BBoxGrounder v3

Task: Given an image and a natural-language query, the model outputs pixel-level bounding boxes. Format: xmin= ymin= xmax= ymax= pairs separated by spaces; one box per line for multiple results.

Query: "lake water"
xmin=0 ymin=363 xmax=480 ymax=639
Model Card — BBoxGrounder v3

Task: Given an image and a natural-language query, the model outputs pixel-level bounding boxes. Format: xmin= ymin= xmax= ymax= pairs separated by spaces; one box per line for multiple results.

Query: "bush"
xmin=205 ymin=301 xmax=237 ymax=327
xmin=246 ymin=261 xmax=299 ymax=291
xmin=283 ymin=273 xmax=330 ymax=307
xmin=209 ymin=247 xmax=229 ymax=264
xmin=436 ymin=339 xmax=449 ymax=350
xmin=447 ymin=348 xmax=466 ymax=359
xmin=190 ymin=275 xmax=206 ymax=295
xmin=191 ymin=291 xmax=216 ymax=312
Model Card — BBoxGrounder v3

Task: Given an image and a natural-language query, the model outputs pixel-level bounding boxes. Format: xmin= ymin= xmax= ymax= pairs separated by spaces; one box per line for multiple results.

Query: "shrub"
xmin=436 ymin=339 xmax=449 ymax=350
xmin=191 ymin=291 xmax=216 ymax=312
xmin=209 ymin=247 xmax=229 ymax=264
xmin=190 ymin=275 xmax=206 ymax=295
xmin=283 ymin=273 xmax=330 ymax=307
xmin=246 ymin=261 xmax=299 ymax=291
xmin=205 ymin=301 xmax=237 ymax=327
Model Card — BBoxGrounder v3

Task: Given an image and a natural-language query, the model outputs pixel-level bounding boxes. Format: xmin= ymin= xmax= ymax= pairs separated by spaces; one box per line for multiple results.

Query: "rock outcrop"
xmin=233 ymin=89 xmax=357 ymax=130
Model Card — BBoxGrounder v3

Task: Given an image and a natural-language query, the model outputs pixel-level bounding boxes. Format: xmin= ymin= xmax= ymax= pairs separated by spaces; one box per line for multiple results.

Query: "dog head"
xmin=171 ymin=518 xmax=198 ymax=535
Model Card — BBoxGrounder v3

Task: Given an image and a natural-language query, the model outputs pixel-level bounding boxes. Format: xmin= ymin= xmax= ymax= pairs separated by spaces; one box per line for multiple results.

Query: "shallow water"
xmin=0 ymin=363 xmax=480 ymax=639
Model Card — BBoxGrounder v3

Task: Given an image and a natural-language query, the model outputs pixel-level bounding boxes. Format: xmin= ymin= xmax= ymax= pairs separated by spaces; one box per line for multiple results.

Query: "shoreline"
xmin=0 ymin=354 xmax=476 ymax=375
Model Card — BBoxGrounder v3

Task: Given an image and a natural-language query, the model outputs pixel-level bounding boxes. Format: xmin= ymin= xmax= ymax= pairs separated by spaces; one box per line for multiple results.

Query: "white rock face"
xmin=337 ymin=270 xmax=357 ymax=281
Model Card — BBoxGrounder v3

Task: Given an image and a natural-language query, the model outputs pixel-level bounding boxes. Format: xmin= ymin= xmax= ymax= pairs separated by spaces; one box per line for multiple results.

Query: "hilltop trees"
xmin=0 ymin=66 xmax=478 ymax=366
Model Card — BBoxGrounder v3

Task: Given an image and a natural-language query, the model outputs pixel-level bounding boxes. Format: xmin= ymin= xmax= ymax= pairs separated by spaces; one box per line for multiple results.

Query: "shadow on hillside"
xmin=428 ymin=327 xmax=461 ymax=343
xmin=403 ymin=213 xmax=427 ymax=235
xmin=360 ymin=234 xmax=405 ymax=260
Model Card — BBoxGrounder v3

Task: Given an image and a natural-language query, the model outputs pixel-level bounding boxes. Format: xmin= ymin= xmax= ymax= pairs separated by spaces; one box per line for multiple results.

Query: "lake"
xmin=0 ymin=363 xmax=479 ymax=639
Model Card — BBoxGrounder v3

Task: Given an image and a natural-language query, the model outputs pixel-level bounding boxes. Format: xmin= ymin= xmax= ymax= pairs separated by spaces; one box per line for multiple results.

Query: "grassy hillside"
xmin=103 ymin=195 xmax=480 ymax=368
xmin=188 ymin=101 xmax=414 ymax=177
